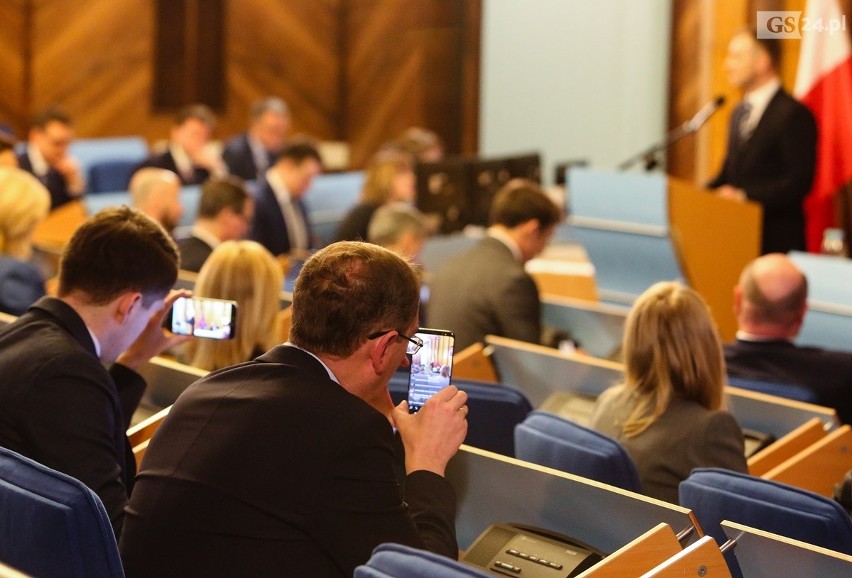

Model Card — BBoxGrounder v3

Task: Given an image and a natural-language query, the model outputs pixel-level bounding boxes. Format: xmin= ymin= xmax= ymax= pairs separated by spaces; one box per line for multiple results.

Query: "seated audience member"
xmin=396 ymin=126 xmax=445 ymax=163
xmin=0 ymin=168 xmax=51 ymax=315
xmin=250 ymin=140 xmax=322 ymax=257
xmin=181 ymin=240 xmax=283 ymax=370
xmin=427 ymin=179 xmax=560 ymax=351
xmin=590 ymin=282 xmax=748 ymax=504
xmin=222 ymin=97 xmax=291 ymax=181
xmin=725 ymin=253 xmax=852 ymax=423
xmin=176 ymin=177 xmax=254 ymax=272
xmin=17 ymin=106 xmax=85 ymax=209
xmin=0 ymin=207 xmax=184 ymax=537
xmin=0 ymin=131 xmax=18 ymax=168
xmin=367 ymin=202 xmax=429 ymax=260
xmin=134 ymin=104 xmax=225 ymax=186
xmin=129 ymin=168 xmax=183 ymax=234
xmin=119 ymin=241 xmax=468 ymax=577
xmin=335 ymin=148 xmax=416 ymax=243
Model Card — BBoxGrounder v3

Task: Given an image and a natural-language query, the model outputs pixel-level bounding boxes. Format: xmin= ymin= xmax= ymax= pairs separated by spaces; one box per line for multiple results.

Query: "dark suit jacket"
xmin=249 ymin=177 xmax=313 ymax=256
xmin=708 ymin=88 xmax=817 ymax=254
xmin=134 ymin=150 xmax=210 ymax=186
xmin=175 ymin=234 xmax=214 ymax=273
xmin=590 ymin=385 xmax=748 ymax=504
xmin=725 ymin=338 xmax=852 ymax=424
xmin=221 ymin=132 xmax=274 ymax=181
xmin=334 ymin=202 xmax=380 ymax=242
xmin=0 ymin=297 xmax=145 ymax=536
xmin=0 ymin=257 xmax=45 ymax=316
xmin=17 ymin=151 xmax=75 ymax=210
xmin=427 ymin=236 xmax=541 ymax=351
xmin=119 ymin=345 xmax=457 ymax=578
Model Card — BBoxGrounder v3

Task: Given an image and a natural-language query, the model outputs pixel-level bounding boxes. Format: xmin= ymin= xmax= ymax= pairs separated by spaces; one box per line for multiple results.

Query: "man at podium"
xmin=708 ymin=29 xmax=816 ymax=255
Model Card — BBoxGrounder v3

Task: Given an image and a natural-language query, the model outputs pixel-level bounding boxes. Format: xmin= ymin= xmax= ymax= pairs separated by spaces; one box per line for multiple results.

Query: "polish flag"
xmin=793 ymin=0 xmax=852 ymax=252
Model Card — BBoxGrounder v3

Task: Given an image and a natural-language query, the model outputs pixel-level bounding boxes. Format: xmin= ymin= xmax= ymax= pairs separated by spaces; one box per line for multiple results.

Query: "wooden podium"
xmin=569 ymin=169 xmax=761 ymax=341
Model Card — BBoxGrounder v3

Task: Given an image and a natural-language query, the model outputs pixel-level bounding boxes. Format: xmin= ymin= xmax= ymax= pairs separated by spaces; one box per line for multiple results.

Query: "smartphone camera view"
xmin=407 ymin=329 xmax=454 ymax=413
xmin=167 ymin=296 xmax=237 ymax=340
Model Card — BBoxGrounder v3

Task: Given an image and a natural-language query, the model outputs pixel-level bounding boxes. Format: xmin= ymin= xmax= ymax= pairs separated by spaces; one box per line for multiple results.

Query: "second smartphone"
xmin=406 ymin=328 xmax=455 ymax=413
xmin=164 ymin=296 xmax=238 ymax=340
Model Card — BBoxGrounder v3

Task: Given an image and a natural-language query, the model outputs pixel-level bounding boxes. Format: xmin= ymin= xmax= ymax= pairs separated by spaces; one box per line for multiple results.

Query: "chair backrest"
xmin=679 ymin=467 xmax=852 ymax=557
xmin=87 ymin=159 xmax=137 ymax=193
xmin=727 ymin=376 xmax=819 ymax=404
xmin=514 ymin=410 xmax=642 ymax=492
xmin=0 ymin=446 xmax=124 ymax=578
xmin=387 ymin=373 xmax=533 ymax=457
xmin=355 ymin=543 xmax=491 ymax=578
xmin=302 ymin=170 xmax=364 ymax=247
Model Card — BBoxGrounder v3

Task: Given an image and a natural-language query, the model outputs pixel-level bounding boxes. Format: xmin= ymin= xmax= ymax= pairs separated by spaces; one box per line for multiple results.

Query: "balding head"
xmin=734 ymin=253 xmax=808 ymax=338
xmin=129 ymin=168 xmax=183 ymax=232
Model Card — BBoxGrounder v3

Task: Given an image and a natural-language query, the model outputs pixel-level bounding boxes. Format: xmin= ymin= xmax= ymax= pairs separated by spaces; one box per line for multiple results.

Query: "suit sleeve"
xmin=110 ymin=362 xmax=147 ymax=432
xmin=496 ymin=273 xmax=542 ymax=345
xmin=743 ymin=106 xmax=817 ymax=211
xmin=25 ymin=353 xmax=131 ymax=535
xmin=702 ymin=411 xmax=748 ymax=474
xmin=312 ymin=415 xmax=458 ymax=574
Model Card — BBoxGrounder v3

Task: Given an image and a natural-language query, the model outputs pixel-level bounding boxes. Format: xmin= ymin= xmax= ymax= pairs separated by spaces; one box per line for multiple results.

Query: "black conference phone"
xmin=462 ymin=523 xmax=606 ymax=577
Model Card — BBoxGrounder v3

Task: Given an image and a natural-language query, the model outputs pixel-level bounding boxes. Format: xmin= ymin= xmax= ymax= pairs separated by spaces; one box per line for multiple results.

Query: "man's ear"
xmin=114 ymin=292 xmax=143 ymax=324
xmin=369 ymin=331 xmax=397 ymax=375
xmin=733 ymin=284 xmax=743 ymax=316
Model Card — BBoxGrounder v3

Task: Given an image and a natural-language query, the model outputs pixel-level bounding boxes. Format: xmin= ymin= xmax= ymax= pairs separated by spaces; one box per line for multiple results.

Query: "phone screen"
xmin=167 ymin=296 xmax=238 ymax=340
xmin=407 ymin=328 xmax=454 ymax=413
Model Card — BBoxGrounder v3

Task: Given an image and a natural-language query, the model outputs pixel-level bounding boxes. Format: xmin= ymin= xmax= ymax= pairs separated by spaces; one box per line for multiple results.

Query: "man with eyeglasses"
xmin=120 ymin=241 xmax=469 ymax=578
xmin=18 ymin=106 xmax=86 ymax=210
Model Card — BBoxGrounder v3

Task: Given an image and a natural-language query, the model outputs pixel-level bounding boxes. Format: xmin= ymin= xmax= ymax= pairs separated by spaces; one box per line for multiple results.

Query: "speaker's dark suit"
xmin=221 ymin=133 xmax=274 ymax=181
xmin=175 ymin=234 xmax=214 ymax=273
xmin=427 ymin=236 xmax=541 ymax=351
xmin=17 ymin=151 xmax=75 ymax=210
xmin=119 ymin=345 xmax=458 ymax=578
xmin=709 ymin=88 xmax=817 ymax=254
xmin=725 ymin=338 xmax=852 ymax=424
xmin=249 ymin=177 xmax=313 ymax=256
xmin=0 ymin=297 xmax=145 ymax=537
xmin=134 ymin=150 xmax=210 ymax=186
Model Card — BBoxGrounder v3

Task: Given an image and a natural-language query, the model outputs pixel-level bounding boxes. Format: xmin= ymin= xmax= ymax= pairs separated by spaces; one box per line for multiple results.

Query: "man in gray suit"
xmin=427 ymin=179 xmax=561 ymax=351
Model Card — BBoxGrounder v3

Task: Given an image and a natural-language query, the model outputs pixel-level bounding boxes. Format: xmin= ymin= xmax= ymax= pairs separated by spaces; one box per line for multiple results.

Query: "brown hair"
xmin=290 ymin=241 xmax=420 ymax=357
xmin=197 ymin=177 xmax=250 ymax=219
xmin=360 ymin=148 xmax=414 ymax=205
xmin=621 ymin=282 xmax=726 ymax=437
xmin=489 ymin=178 xmax=561 ymax=229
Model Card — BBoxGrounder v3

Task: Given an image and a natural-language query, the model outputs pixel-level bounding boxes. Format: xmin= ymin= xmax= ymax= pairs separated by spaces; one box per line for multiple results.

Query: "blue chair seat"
xmin=355 ymin=543 xmax=490 ymax=577
xmin=727 ymin=376 xmax=819 ymax=404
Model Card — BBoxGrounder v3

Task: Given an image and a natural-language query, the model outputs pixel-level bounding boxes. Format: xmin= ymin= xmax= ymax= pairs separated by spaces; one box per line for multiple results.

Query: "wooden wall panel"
xmin=0 ymin=0 xmax=27 ymax=136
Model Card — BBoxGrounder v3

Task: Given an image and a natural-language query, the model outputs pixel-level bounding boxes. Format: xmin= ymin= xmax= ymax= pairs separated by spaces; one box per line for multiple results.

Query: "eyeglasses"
xmin=368 ymin=330 xmax=424 ymax=355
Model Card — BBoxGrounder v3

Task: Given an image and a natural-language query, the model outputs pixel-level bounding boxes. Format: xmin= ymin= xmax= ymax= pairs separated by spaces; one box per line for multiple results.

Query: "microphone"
xmin=685 ymin=95 xmax=726 ymax=133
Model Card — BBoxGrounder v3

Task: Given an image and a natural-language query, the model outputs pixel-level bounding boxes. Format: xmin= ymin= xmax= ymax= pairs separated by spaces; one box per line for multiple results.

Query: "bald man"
xmin=708 ymin=30 xmax=816 ymax=255
xmin=129 ymin=168 xmax=183 ymax=233
xmin=725 ymin=254 xmax=852 ymax=423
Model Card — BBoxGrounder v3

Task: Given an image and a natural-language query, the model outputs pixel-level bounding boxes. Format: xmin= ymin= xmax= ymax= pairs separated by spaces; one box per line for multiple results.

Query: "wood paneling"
xmin=0 ymin=0 xmax=28 ymax=136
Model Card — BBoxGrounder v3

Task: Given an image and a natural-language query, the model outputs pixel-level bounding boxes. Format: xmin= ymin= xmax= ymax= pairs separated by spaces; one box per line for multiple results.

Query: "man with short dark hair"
xmin=725 ymin=253 xmax=852 ymax=423
xmin=222 ymin=97 xmax=291 ymax=181
xmin=250 ymin=140 xmax=323 ymax=256
xmin=428 ymin=178 xmax=561 ymax=350
xmin=708 ymin=29 xmax=817 ymax=254
xmin=120 ymin=241 xmax=468 ymax=577
xmin=17 ymin=106 xmax=85 ymax=209
xmin=176 ymin=177 xmax=255 ymax=271
xmin=0 ymin=207 xmax=185 ymax=536
xmin=134 ymin=103 xmax=226 ymax=185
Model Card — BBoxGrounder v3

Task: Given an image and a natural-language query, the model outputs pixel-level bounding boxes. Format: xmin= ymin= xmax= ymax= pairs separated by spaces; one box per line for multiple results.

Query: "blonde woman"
xmin=183 ymin=240 xmax=283 ymax=370
xmin=334 ymin=148 xmax=416 ymax=242
xmin=0 ymin=168 xmax=51 ymax=315
xmin=590 ymin=281 xmax=747 ymax=503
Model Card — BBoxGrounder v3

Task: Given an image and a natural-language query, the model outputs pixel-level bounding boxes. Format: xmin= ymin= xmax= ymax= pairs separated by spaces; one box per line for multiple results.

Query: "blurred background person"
xmin=176 ymin=177 xmax=254 ymax=272
xmin=17 ymin=107 xmax=85 ymax=210
xmin=0 ymin=131 xmax=18 ymax=168
xmin=181 ymin=240 xmax=284 ymax=371
xmin=0 ymin=168 xmax=51 ymax=315
xmin=367 ymin=202 xmax=429 ymax=261
xmin=590 ymin=282 xmax=747 ymax=503
xmin=335 ymin=148 xmax=416 ymax=242
xmin=222 ymin=97 xmax=291 ymax=181
xmin=129 ymin=168 xmax=184 ymax=234
xmin=396 ymin=126 xmax=444 ymax=163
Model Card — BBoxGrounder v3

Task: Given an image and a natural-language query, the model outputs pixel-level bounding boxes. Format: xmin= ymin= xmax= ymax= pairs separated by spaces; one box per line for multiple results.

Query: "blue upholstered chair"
xmin=87 ymin=159 xmax=137 ymax=193
xmin=727 ymin=376 xmax=819 ymax=404
xmin=355 ymin=543 xmax=491 ymax=578
xmin=0 ymin=446 xmax=124 ymax=578
xmin=388 ymin=374 xmax=533 ymax=457
xmin=680 ymin=467 xmax=852 ymax=577
xmin=514 ymin=410 xmax=642 ymax=492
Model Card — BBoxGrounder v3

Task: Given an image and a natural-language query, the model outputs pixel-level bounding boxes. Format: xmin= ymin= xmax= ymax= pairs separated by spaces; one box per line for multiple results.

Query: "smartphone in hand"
xmin=407 ymin=328 xmax=454 ymax=413
xmin=164 ymin=296 xmax=238 ymax=340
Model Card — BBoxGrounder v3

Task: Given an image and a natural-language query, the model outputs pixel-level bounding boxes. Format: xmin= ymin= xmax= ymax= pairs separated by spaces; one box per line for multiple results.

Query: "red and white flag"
xmin=793 ymin=0 xmax=852 ymax=252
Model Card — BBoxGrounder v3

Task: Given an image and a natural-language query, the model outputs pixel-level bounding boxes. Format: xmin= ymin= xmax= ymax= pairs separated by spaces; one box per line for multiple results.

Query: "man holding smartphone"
xmin=121 ymin=241 xmax=469 ymax=577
